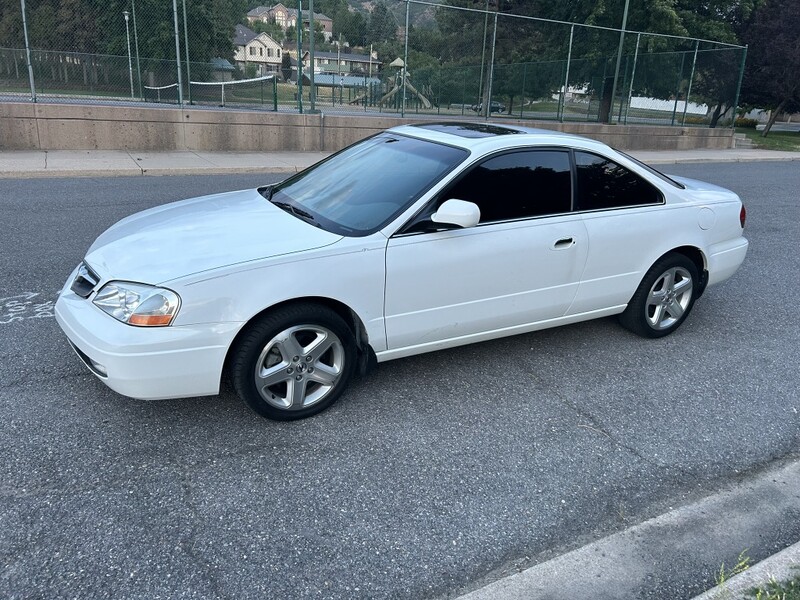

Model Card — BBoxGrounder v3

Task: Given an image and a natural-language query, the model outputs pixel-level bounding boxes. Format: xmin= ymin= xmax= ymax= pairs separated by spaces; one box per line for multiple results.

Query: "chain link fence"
xmin=0 ymin=0 xmax=746 ymax=126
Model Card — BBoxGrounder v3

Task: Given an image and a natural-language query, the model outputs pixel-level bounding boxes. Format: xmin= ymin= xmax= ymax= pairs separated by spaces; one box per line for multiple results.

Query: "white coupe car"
xmin=56 ymin=122 xmax=749 ymax=420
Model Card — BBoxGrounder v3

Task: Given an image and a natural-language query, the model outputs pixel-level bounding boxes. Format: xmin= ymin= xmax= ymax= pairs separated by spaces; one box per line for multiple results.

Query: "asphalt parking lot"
xmin=1 ymin=162 xmax=799 ymax=599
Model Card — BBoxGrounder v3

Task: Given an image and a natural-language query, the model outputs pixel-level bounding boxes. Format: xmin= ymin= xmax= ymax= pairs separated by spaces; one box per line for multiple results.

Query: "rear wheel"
xmin=231 ymin=304 xmax=356 ymax=420
xmin=619 ymin=253 xmax=699 ymax=338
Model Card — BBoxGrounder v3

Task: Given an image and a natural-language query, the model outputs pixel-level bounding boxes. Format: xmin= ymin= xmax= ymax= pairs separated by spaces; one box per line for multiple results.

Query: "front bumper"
xmin=55 ymin=288 xmax=242 ymax=400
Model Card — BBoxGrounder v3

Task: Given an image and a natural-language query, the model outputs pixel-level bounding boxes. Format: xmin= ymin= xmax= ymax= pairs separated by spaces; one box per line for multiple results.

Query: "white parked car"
xmin=56 ymin=123 xmax=748 ymax=420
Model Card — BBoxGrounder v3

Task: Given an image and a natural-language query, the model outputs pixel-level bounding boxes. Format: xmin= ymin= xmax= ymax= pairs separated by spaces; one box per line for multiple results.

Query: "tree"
xmin=740 ymin=0 xmax=800 ymax=136
xmin=367 ymin=1 xmax=397 ymax=45
xmin=251 ymin=19 xmax=285 ymax=42
xmin=281 ymin=51 xmax=292 ymax=81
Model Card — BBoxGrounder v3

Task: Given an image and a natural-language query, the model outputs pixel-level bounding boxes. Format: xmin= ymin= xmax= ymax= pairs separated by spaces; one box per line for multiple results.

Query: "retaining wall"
xmin=0 ymin=102 xmax=735 ymax=152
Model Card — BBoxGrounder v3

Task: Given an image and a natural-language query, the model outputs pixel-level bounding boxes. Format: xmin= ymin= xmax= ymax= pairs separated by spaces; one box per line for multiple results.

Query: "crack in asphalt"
xmin=526 ymin=369 xmax=700 ymax=480
xmin=173 ymin=454 xmax=231 ymax=600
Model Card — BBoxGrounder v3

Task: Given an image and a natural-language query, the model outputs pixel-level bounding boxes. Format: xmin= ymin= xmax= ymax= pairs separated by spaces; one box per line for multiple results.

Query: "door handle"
xmin=552 ymin=237 xmax=575 ymax=250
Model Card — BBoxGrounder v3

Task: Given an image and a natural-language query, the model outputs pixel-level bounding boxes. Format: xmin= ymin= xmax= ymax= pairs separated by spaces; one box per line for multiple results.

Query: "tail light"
xmin=739 ymin=204 xmax=746 ymax=229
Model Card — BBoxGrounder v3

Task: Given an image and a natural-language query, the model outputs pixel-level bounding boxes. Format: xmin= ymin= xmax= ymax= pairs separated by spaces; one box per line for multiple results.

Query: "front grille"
xmin=70 ymin=262 xmax=100 ymax=298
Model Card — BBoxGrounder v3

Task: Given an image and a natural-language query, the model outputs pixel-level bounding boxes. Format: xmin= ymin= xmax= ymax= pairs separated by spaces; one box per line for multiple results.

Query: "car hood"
xmin=85 ymin=188 xmax=342 ymax=284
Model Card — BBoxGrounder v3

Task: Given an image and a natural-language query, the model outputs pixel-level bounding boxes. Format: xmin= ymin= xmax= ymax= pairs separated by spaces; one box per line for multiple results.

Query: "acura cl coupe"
xmin=56 ymin=122 xmax=748 ymax=420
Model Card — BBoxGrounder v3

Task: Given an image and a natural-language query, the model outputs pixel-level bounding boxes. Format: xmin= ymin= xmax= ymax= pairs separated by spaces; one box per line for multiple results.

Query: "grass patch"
xmin=747 ymin=570 xmax=800 ymax=600
xmin=736 ymin=127 xmax=800 ymax=151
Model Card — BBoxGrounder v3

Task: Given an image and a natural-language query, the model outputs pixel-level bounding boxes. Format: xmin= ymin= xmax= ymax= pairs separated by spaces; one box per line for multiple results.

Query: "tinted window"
xmin=613 ymin=149 xmax=685 ymax=189
xmin=270 ymin=133 xmax=468 ymax=236
xmin=443 ymin=150 xmax=571 ymax=223
xmin=575 ymin=151 xmax=662 ymax=211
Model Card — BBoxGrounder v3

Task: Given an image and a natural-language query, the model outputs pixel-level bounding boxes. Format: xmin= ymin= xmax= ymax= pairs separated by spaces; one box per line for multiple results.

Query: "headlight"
xmin=93 ymin=282 xmax=181 ymax=327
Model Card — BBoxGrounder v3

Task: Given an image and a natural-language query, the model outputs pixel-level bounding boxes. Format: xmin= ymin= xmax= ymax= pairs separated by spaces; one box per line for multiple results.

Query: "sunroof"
xmin=412 ymin=122 xmax=523 ymax=138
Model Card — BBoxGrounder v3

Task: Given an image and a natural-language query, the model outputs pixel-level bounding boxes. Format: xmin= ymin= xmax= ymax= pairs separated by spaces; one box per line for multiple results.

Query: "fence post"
xmin=609 ymin=0 xmax=630 ymax=123
xmin=309 ymin=0 xmax=316 ymax=111
xmin=171 ymin=0 xmax=183 ymax=104
xmin=520 ymin=62 xmax=526 ymax=119
xmin=297 ymin=0 xmax=303 ymax=114
xmin=485 ymin=11 xmax=498 ymax=120
xmin=461 ymin=66 xmax=467 ymax=116
xmin=131 ymin=0 xmax=142 ymax=98
xmin=681 ymin=40 xmax=699 ymax=126
xmin=624 ymin=33 xmax=640 ymax=124
xmin=273 ymin=75 xmax=278 ymax=110
xmin=182 ymin=0 xmax=191 ymax=104
xmin=478 ymin=0 xmax=489 ymax=110
xmin=20 ymin=0 xmax=36 ymax=102
xmin=559 ymin=24 xmax=574 ymax=123
xmin=730 ymin=45 xmax=748 ymax=128
xmin=402 ymin=0 xmax=410 ymax=118
xmin=670 ymin=51 xmax=686 ymax=126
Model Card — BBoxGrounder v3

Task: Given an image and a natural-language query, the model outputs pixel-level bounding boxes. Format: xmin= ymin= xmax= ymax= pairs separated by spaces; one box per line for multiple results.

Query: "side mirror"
xmin=431 ymin=199 xmax=480 ymax=229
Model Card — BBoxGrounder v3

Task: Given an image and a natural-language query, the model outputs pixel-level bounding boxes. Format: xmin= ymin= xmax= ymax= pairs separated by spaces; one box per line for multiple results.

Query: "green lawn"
xmin=736 ymin=127 xmax=800 ymax=151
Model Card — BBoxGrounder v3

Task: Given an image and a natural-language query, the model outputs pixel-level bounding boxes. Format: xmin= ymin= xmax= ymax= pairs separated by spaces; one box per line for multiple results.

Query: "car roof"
xmin=389 ymin=121 xmax=610 ymax=154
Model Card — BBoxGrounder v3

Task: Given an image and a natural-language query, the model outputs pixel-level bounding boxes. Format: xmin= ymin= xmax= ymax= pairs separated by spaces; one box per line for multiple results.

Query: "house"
xmin=301 ymin=50 xmax=381 ymax=76
xmin=233 ymin=24 xmax=283 ymax=76
xmin=247 ymin=4 xmax=333 ymax=41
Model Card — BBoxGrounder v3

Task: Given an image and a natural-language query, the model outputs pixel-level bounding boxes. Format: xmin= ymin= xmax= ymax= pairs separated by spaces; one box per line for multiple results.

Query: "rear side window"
xmin=443 ymin=150 xmax=571 ymax=223
xmin=575 ymin=151 xmax=663 ymax=211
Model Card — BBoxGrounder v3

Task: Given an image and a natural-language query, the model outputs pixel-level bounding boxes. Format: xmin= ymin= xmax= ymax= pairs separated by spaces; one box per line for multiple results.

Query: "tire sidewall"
xmin=232 ymin=304 xmax=357 ymax=421
xmin=622 ymin=254 xmax=699 ymax=338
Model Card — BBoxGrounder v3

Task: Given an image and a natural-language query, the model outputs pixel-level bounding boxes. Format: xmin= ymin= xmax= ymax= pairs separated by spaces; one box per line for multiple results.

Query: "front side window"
xmin=442 ymin=150 xmax=572 ymax=223
xmin=267 ymin=134 xmax=468 ymax=236
xmin=574 ymin=151 xmax=662 ymax=211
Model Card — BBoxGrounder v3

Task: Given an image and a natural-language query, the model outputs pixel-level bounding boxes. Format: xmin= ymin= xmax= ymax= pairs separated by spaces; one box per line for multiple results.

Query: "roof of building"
xmin=234 ymin=24 xmax=258 ymax=46
xmin=247 ymin=4 xmax=331 ymax=22
xmin=309 ymin=50 xmax=382 ymax=64
xmin=210 ymin=57 xmax=235 ymax=72
xmin=234 ymin=25 xmax=281 ymax=47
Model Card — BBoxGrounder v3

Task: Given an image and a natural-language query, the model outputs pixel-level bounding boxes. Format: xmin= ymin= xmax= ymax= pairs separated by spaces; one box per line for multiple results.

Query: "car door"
xmin=384 ymin=149 xmax=589 ymax=352
xmin=567 ymin=150 xmax=670 ymax=315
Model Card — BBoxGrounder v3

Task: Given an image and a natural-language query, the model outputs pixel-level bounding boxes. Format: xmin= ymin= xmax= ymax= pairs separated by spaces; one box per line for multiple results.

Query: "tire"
xmin=619 ymin=253 xmax=699 ymax=338
xmin=231 ymin=303 xmax=356 ymax=421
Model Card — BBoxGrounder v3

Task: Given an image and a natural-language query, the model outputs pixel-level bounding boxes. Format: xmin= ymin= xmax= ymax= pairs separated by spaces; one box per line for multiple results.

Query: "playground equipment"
xmin=379 ymin=68 xmax=432 ymax=109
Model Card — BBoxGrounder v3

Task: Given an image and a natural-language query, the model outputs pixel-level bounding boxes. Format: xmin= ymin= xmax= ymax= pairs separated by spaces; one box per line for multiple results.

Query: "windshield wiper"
xmin=270 ymin=200 xmax=319 ymax=227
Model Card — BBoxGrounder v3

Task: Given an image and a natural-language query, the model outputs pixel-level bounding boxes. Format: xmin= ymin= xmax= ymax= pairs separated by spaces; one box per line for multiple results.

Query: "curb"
xmin=691 ymin=541 xmax=800 ymax=600
xmin=644 ymin=156 xmax=800 ymax=165
xmin=454 ymin=458 xmax=800 ymax=600
xmin=0 ymin=165 xmax=301 ymax=179
xmin=1 ymin=153 xmax=798 ymax=179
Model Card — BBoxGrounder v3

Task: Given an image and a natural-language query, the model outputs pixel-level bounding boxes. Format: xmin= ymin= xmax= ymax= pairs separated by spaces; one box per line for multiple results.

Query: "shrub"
xmin=736 ymin=117 xmax=759 ymax=128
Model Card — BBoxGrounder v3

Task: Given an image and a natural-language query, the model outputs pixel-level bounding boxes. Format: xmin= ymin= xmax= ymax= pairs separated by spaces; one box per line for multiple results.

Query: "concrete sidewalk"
xmin=456 ymin=457 xmax=800 ymax=600
xmin=0 ymin=147 xmax=798 ymax=178
xmin=0 ymin=149 xmax=330 ymax=178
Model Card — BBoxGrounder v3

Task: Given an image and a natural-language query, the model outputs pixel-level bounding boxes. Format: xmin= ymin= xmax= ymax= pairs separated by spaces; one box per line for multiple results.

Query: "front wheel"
xmin=619 ymin=253 xmax=699 ymax=338
xmin=231 ymin=304 xmax=356 ymax=420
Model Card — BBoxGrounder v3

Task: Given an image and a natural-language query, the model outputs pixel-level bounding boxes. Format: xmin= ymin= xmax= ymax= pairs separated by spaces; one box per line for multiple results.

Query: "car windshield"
xmin=266 ymin=133 xmax=469 ymax=236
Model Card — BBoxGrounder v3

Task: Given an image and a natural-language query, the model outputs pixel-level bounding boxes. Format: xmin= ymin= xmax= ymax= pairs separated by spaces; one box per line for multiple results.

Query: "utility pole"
xmin=123 ymin=11 xmax=134 ymax=98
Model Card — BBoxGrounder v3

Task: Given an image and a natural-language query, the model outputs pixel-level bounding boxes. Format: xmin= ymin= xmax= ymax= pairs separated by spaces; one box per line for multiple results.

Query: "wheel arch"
xmin=222 ymin=296 xmax=374 ymax=386
xmin=667 ymin=245 xmax=709 ymax=297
